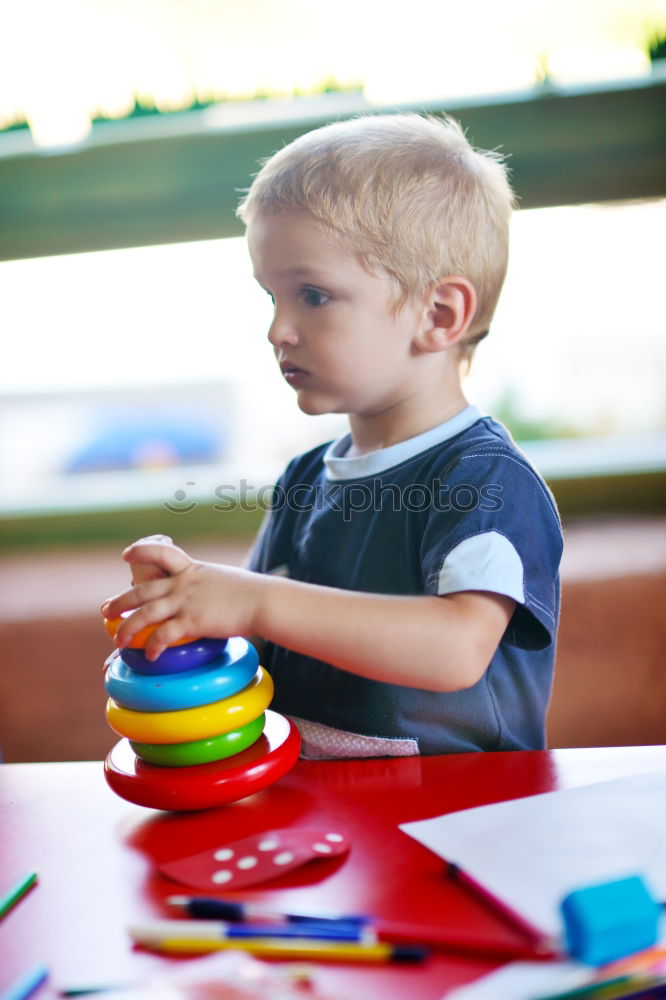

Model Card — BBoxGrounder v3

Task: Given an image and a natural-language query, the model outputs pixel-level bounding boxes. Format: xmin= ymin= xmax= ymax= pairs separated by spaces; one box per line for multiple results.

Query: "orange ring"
xmin=103 ymin=613 xmax=194 ymax=648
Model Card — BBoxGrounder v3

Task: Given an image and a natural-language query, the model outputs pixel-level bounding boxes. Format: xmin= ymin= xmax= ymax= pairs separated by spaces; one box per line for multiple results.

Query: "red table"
xmin=2 ymin=746 xmax=665 ymax=999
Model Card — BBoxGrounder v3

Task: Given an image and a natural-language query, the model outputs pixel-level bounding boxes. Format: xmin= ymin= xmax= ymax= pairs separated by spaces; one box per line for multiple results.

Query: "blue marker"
xmin=131 ymin=918 xmax=374 ymax=945
xmin=1 ymin=964 xmax=49 ymax=1000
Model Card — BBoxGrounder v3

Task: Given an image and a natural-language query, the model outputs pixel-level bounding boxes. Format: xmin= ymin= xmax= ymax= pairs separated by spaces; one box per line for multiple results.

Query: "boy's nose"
xmin=267 ymin=309 xmax=299 ymax=349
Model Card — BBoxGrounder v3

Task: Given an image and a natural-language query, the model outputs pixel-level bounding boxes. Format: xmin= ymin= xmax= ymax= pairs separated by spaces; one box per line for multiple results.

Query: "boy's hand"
xmin=127 ymin=533 xmax=173 ymax=584
xmin=100 ymin=538 xmax=265 ymax=660
xmin=102 ymin=534 xmax=173 ymax=664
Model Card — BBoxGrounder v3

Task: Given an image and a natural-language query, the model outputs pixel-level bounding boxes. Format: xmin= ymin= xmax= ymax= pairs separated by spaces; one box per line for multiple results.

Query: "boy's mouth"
xmin=279 ymin=360 xmax=310 ymax=385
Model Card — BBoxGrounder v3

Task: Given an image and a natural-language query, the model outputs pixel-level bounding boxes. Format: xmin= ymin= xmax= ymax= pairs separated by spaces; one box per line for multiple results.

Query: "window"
xmin=2 ymin=199 xmax=664 ymax=515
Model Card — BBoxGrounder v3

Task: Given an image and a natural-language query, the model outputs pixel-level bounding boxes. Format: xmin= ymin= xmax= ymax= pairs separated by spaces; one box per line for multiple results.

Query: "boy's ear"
xmin=415 ymin=277 xmax=478 ymax=353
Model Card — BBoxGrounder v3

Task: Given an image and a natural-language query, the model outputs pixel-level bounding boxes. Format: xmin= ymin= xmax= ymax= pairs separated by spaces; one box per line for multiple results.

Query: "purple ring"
xmin=120 ymin=636 xmax=228 ymax=674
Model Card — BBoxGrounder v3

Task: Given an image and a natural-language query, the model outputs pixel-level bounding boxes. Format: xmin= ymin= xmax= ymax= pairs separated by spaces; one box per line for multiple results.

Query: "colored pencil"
xmin=167 ymin=894 xmax=367 ymax=925
xmin=166 ymin=896 xmax=557 ymax=960
xmin=538 ymin=977 xmax=666 ymax=1000
xmin=131 ymin=918 xmax=372 ymax=943
xmin=132 ymin=932 xmax=427 ymax=963
xmin=1 ymin=963 xmax=49 ymax=1000
xmin=447 ymin=861 xmax=557 ymax=954
xmin=535 ymin=974 xmax=647 ymax=1000
xmin=0 ymin=871 xmax=38 ymax=921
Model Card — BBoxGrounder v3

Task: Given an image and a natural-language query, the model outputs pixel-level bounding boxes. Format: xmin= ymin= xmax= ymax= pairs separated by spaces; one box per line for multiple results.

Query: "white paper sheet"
xmin=400 ymin=771 xmax=666 ymax=940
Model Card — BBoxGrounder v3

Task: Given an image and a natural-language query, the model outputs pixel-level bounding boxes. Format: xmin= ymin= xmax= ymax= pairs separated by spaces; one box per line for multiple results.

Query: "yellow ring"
xmin=105 ymin=667 xmax=273 ymax=744
xmin=103 ymin=614 xmax=194 ymax=648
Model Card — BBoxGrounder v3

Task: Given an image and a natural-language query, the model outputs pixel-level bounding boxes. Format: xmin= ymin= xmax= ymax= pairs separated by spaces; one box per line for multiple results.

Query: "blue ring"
xmin=121 ymin=636 xmax=228 ymax=674
xmin=104 ymin=636 xmax=259 ymax=711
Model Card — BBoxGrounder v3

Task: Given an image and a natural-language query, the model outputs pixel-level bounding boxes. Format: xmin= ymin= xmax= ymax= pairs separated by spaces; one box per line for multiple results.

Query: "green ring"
xmin=130 ymin=713 xmax=266 ymax=767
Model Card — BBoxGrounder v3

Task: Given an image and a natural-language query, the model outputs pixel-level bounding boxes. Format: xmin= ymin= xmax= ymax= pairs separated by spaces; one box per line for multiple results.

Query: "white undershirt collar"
xmin=323 ymin=404 xmax=482 ymax=481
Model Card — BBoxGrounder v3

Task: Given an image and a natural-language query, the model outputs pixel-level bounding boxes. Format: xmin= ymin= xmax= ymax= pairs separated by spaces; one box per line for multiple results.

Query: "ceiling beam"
xmin=0 ymin=75 xmax=664 ymax=262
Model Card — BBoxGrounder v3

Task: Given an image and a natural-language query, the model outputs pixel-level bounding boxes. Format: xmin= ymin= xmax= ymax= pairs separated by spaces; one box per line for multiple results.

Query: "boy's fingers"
xmin=125 ymin=536 xmax=174 ymax=584
xmin=112 ymin=594 xmax=178 ymax=649
xmin=143 ymin=619 xmax=190 ymax=661
xmin=123 ymin=534 xmax=173 ymax=554
xmin=127 ymin=533 xmax=173 ymax=547
xmin=100 ymin=578 xmax=171 ymax=620
xmin=100 ymin=591 xmax=128 ymax=618
xmin=123 ymin=541 xmax=191 ymax=577
xmin=131 ymin=563 xmax=168 ymax=585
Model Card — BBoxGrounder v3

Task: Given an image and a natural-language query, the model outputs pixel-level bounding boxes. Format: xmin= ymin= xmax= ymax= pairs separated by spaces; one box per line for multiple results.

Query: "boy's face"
xmin=246 ymin=211 xmax=429 ymax=421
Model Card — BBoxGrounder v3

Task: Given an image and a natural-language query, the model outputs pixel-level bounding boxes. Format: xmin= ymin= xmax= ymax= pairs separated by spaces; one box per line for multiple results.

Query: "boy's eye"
xmin=302 ymin=287 xmax=330 ymax=308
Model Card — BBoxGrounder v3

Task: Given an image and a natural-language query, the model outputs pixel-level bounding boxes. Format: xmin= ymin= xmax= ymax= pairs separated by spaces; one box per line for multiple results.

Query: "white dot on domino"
xmin=213 ymin=848 xmax=234 ymax=861
xmin=326 ymin=833 xmax=344 ymax=842
xmin=313 ymin=842 xmax=333 ymax=854
xmin=237 ymin=856 xmax=258 ymax=870
xmin=212 ymin=870 xmax=233 ymax=884
xmin=258 ymin=838 xmax=280 ymax=851
xmin=273 ymin=851 xmax=295 ymax=866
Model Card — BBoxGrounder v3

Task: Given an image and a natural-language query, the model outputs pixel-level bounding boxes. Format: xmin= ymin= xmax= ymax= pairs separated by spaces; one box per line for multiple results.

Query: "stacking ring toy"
xmin=103 ymin=614 xmax=193 ymax=649
xmin=105 ymin=711 xmax=301 ymax=811
xmin=105 ymin=667 xmax=274 ymax=743
xmin=121 ymin=637 xmax=229 ymax=675
xmin=104 ymin=637 xmax=258 ymax=712
xmin=130 ymin=713 xmax=266 ymax=767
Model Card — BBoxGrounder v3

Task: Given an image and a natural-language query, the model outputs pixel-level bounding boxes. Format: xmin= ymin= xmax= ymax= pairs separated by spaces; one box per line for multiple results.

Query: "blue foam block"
xmin=560 ymin=875 xmax=660 ymax=965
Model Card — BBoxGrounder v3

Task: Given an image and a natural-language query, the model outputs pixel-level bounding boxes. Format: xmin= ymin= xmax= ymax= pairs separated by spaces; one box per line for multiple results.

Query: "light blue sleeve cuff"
xmin=436 ymin=530 xmax=525 ymax=603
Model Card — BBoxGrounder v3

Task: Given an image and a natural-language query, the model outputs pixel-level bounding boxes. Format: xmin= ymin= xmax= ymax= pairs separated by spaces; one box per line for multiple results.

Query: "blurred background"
xmin=1 ymin=0 xmax=665 ymax=762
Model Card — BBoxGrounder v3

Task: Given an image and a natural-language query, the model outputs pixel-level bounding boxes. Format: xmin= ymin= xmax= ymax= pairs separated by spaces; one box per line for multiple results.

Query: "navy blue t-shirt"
xmin=249 ymin=406 xmax=562 ymax=757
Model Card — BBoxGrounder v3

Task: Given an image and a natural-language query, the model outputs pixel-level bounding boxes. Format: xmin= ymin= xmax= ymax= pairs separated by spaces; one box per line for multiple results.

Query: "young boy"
xmin=101 ymin=113 xmax=562 ymax=758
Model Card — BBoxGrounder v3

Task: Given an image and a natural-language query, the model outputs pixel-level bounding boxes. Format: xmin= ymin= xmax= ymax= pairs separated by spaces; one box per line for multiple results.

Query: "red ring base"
xmin=104 ymin=710 xmax=301 ymax=811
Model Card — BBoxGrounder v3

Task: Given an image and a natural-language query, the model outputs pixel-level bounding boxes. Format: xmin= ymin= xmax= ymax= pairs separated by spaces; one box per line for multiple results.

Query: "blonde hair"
xmin=237 ymin=112 xmax=516 ymax=360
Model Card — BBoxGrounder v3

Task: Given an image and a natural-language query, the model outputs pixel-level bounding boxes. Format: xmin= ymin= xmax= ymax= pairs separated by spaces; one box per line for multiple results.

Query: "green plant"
xmin=647 ymin=31 xmax=666 ymax=62
xmin=490 ymin=387 xmax=581 ymax=442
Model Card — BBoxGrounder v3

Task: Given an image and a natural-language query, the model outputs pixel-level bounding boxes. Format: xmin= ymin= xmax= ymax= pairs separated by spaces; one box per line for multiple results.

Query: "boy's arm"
xmin=251 ymin=575 xmax=513 ymax=691
xmin=101 ymin=540 xmax=514 ymax=692
xmin=241 ymin=529 xmax=267 ymax=661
